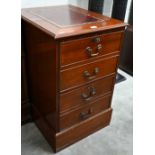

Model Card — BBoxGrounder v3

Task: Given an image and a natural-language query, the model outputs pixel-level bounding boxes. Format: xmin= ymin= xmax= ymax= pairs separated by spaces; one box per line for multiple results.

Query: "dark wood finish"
xmin=21 ymin=52 xmax=31 ymax=124
xmin=60 ymin=76 xmax=115 ymax=113
xmin=21 ymin=101 xmax=31 ymax=124
xmin=118 ymin=0 xmax=133 ymax=75
xmin=112 ymin=0 xmax=133 ymax=75
xmin=60 ymin=55 xmax=119 ymax=91
xmin=21 ymin=53 xmax=29 ymax=104
xmin=21 ymin=23 xmax=31 ymax=124
xmin=22 ymin=5 xmax=126 ymax=152
xmin=119 ymin=26 xmax=133 ymax=75
xmin=60 ymin=31 xmax=123 ymax=66
xmin=27 ymin=6 xmax=101 ymax=27
xmin=56 ymin=108 xmax=112 ymax=151
xmin=22 ymin=21 xmax=59 ymax=131
xmin=21 ymin=5 xmax=126 ymax=39
xmin=60 ymin=94 xmax=112 ymax=130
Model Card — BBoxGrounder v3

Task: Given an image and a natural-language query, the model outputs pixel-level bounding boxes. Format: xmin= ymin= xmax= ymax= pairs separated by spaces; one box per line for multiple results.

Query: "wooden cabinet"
xmin=21 ymin=49 xmax=31 ymax=124
xmin=119 ymin=26 xmax=133 ymax=75
xmin=21 ymin=5 xmax=126 ymax=152
xmin=21 ymin=24 xmax=31 ymax=124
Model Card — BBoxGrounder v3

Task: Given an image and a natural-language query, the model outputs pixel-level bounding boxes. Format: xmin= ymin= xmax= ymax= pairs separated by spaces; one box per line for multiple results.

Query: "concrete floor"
xmin=21 ymin=70 xmax=133 ymax=155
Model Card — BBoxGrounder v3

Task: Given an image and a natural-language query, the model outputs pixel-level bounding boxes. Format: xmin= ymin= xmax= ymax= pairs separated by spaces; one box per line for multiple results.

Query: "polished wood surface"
xmin=22 ymin=21 xmax=59 ymax=131
xmin=60 ymin=31 xmax=123 ymax=66
xmin=21 ymin=5 xmax=126 ymax=39
xmin=26 ymin=5 xmax=101 ymax=27
xmin=60 ymin=95 xmax=112 ymax=130
xmin=56 ymin=108 xmax=112 ymax=151
xmin=22 ymin=5 xmax=126 ymax=152
xmin=60 ymin=76 xmax=114 ymax=113
xmin=60 ymin=55 xmax=118 ymax=91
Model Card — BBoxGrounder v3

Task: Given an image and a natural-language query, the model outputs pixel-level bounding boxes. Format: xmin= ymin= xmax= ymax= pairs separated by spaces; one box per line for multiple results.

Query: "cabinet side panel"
xmin=21 ymin=23 xmax=31 ymax=124
xmin=22 ymin=20 xmax=58 ymax=131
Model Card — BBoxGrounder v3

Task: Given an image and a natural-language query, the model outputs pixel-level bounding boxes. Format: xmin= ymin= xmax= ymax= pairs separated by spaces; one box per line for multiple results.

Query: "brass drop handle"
xmin=86 ymin=44 xmax=102 ymax=57
xmin=80 ymin=108 xmax=93 ymax=120
xmin=82 ymin=87 xmax=96 ymax=101
xmin=83 ymin=67 xmax=99 ymax=80
xmin=86 ymin=46 xmax=99 ymax=57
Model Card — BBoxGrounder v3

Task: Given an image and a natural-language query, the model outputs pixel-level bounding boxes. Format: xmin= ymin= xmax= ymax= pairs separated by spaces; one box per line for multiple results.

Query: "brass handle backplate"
xmin=83 ymin=67 xmax=99 ymax=80
xmin=80 ymin=108 xmax=93 ymax=120
xmin=92 ymin=37 xmax=101 ymax=43
xmin=82 ymin=86 xmax=96 ymax=101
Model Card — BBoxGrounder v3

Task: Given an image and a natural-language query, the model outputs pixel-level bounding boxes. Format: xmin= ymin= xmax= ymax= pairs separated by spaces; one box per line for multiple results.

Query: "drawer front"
xmin=60 ymin=56 xmax=118 ymax=91
xmin=60 ymin=31 xmax=123 ymax=66
xmin=57 ymin=109 xmax=112 ymax=149
xmin=60 ymin=95 xmax=112 ymax=130
xmin=60 ymin=75 xmax=115 ymax=113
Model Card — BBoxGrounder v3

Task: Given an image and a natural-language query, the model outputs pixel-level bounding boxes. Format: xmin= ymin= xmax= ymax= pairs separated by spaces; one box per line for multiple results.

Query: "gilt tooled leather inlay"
xmin=29 ymin=5 xmax=104 ymax=27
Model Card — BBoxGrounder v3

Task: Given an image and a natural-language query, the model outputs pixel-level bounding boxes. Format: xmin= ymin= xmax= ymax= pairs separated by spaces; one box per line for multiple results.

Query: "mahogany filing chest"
xmin=21 ymin=5 xmax=127 ymax=152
